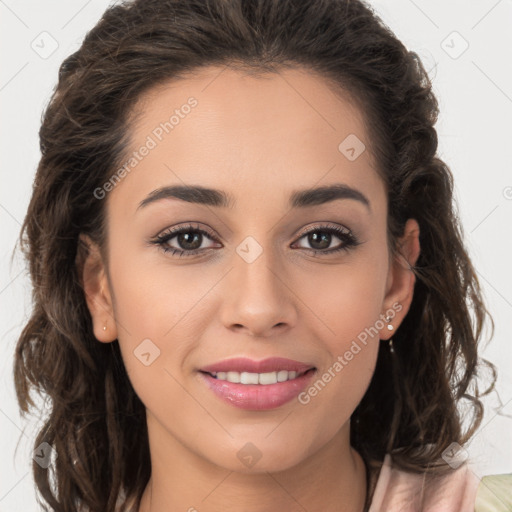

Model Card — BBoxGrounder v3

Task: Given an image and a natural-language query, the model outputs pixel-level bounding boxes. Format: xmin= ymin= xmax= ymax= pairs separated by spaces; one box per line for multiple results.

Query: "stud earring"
xmin=103 ymin=324 xmax=107 ymax=331
xmin=384 ymin=315 xmax=394 ymax=331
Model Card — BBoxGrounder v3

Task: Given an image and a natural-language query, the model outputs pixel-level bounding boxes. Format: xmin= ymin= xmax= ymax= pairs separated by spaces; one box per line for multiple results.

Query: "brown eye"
xmin=292 ymin=225 xmax=359 ymax=255
xmin=151 ymin=223 xmax=221 ymax=257
xmin=175 ymin=231 xmax=203 ymax=251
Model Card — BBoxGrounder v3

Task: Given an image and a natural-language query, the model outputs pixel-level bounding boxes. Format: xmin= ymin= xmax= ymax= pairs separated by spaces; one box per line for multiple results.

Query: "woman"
xmin=14 ymin=0 xmax=511 ymax=510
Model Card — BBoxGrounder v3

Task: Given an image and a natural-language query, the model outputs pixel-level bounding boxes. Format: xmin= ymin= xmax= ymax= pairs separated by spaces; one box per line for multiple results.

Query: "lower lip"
xmin=199 ymin=370 xmax=316 ymax=410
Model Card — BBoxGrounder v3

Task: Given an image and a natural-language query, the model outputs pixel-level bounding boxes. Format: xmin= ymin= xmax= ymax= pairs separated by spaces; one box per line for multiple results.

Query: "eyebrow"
xmin=137 ymin=183 xmax=371 ymax=211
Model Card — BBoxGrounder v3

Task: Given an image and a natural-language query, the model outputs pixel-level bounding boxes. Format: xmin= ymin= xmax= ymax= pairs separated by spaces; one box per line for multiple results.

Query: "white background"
xmin=1 ymin=1 xmax=511 ymax=510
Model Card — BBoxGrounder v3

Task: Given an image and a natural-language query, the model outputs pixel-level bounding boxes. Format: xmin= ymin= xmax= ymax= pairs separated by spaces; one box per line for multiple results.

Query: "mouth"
xmin=198 ymin=357 xmax=317 ymax=410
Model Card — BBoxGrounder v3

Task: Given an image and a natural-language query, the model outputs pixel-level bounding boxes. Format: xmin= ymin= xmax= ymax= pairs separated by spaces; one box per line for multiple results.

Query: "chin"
xmin=205 ymin=437 xmax=314 ymax=475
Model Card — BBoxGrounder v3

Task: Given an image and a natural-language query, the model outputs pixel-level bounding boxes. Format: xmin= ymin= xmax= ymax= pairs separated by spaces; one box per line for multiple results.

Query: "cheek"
xmin=108 ymin=258 xmax=201 ymax=430
xmin=106 ymin=236 xmax=220 ymax=399
xmin=293 ymin=249 xmax=388 ymax=408
xmin=294 ymin=275 xmax=384 ymax=443
xmin=107 ymin=233 xmax=208 ymax=339
xmin=298 ymin=252 xmax=389 ymax=349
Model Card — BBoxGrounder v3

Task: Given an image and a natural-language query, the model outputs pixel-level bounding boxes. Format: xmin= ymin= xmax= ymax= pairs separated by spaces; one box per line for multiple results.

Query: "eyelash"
xmin=149 ymin=222 xmax=360 ymax=258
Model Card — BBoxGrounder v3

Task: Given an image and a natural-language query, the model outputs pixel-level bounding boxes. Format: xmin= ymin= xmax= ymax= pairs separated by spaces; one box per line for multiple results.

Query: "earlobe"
xmin=380 ymin=218 xmax=421 ymax=339
xmin=77 ymin=234 xmax=118 ymax=343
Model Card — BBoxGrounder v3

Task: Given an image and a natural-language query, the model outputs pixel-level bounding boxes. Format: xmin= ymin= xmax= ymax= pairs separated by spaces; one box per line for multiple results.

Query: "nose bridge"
xmin=233 ymin=234 xmax=283 ymax=302
xmin=221 ymin=233 xmax=296 ymax=335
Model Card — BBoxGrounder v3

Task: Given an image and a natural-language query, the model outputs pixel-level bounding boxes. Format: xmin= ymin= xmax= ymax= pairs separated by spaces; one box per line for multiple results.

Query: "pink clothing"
xmin=369 ymin=454 xmax=481 ymax=511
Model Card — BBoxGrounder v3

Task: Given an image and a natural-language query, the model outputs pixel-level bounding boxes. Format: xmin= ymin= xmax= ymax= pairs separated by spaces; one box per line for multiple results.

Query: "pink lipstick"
xmin=199 ymin=357 xmax=316 ymax=410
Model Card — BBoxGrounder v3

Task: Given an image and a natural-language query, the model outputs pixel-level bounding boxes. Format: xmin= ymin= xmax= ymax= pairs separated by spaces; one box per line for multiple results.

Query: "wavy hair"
xmin=14 ymin=0 xmax=496 ymax=510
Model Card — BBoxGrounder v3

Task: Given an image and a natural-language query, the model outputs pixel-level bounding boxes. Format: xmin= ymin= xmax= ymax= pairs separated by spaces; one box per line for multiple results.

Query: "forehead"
xmin=111 ymin=65 xmax=384 ymax=214
xmin=130 ymin=64 xmax=370 ymax=152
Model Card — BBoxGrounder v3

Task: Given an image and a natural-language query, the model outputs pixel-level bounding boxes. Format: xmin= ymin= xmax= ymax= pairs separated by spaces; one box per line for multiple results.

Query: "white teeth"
xmin=259 ymin=372 xmax=277 ymax=385
xmin=210 ymin=370 xmax=305 ymax=384
xmin=240 ymin=372 xmax=259 ymax=384
xmin=277 ymin=370 xmax=288 ymax=382
xmin=226 ymin=371 xmax=240 ymax=383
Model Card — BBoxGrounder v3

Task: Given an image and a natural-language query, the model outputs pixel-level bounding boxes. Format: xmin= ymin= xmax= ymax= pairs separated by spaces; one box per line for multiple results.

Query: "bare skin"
xmin=81 ymin=65 xmax=420 ymax=512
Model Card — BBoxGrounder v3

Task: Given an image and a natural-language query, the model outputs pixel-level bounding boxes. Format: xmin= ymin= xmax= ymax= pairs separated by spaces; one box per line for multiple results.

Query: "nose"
xmin=219 ymin=244 xmax=298 ymax=338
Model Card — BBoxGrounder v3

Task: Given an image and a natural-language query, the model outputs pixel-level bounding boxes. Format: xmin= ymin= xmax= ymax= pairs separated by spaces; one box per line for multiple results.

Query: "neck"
xmin=138 ymin=413 xmax=368 ymax=512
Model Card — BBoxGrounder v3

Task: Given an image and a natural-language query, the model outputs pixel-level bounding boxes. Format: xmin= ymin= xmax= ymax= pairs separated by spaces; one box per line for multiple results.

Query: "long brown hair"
xmin=14 ymin=0 xmax=496 ymax=510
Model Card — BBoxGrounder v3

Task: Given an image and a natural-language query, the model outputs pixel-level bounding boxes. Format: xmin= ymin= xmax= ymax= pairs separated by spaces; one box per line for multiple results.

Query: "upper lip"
xmin=200 ymin=357 xmax=315 ymax=374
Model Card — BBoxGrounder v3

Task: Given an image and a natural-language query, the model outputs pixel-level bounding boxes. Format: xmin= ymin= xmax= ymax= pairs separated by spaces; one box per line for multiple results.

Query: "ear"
xmin=76 ymin=234 xmax=118 ymax=343
xmin=379 ymin=218 xmax=421 ymax=340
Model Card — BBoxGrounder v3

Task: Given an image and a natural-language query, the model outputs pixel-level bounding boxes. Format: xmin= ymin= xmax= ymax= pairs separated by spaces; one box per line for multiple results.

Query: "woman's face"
xmin=83 ymin=65 xmax=419 ymax=473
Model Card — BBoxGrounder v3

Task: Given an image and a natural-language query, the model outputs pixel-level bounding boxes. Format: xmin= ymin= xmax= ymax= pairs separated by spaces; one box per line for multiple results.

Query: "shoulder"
xmin=368 ymin=453 xmax=512 ymax=511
